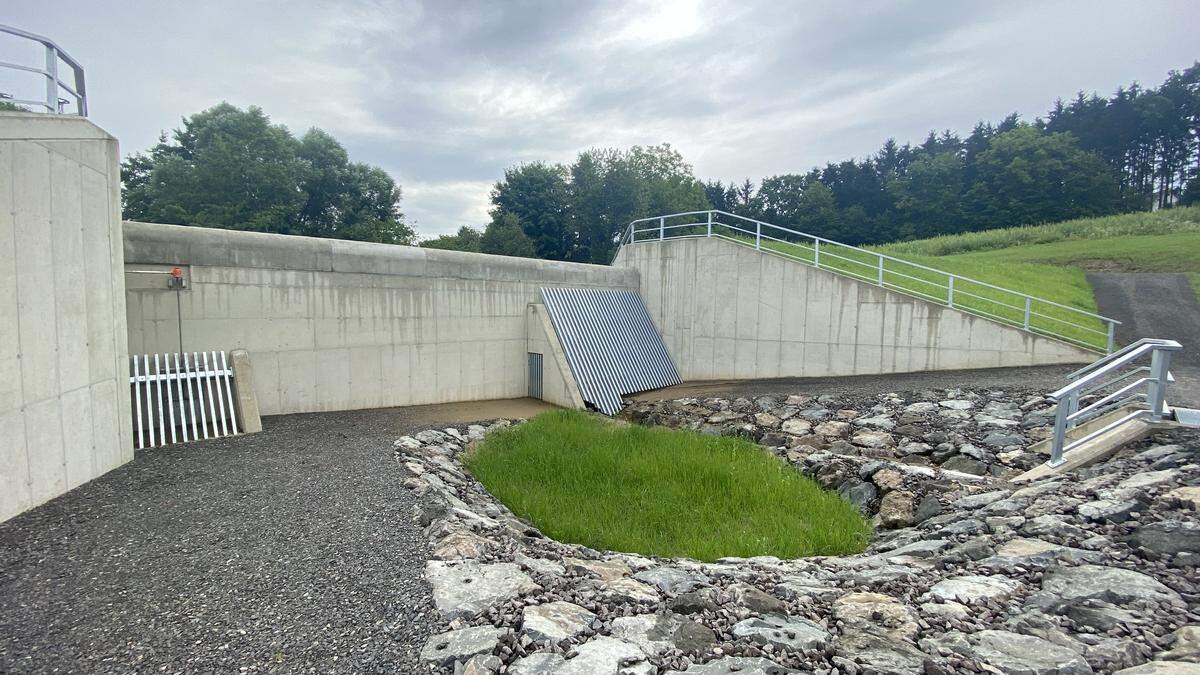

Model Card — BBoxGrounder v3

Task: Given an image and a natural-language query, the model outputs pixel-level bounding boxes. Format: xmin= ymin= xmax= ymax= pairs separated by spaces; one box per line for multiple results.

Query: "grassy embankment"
xmin=466 ymin=410 xmax=871 ymax=561
xmin=721 ymin=207 xmax=1200 ymax=350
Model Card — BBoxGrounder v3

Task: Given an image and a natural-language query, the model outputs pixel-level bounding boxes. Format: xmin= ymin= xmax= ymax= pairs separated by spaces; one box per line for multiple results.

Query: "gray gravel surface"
xmin=632 ymin=364 xmax=1078 ymax=401
xmin=0 ymin=403 xmax=537 ymax=674
xmin=1089 ymin=272 xmax=1200 ymax=406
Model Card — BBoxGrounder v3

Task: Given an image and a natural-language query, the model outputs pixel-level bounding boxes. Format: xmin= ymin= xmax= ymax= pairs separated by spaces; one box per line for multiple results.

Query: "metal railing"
xmin=618 ymin=209 xmax=1120 ymax=352
xmin=0 ymin=24 xmax=87 ymax=115
xmin=1044 ymin=338 xmax=1181 ymax=466
xmin=129 ymin=351 xmax=240 ymax=449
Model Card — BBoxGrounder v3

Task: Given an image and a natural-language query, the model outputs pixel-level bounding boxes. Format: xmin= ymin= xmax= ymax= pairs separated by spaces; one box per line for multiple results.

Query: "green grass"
xmin=712 ymin=207 xmax=1200 ymax=351
xmin=465 ymin=410 xmax=871 ymax=561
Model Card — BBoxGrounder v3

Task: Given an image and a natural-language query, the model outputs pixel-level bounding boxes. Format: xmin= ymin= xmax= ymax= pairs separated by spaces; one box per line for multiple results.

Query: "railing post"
xmin=755 ymin=221 xmax=761 ymax=249
xmin=44 ymin=44 xmax=58 ymax=113
xmin=706 ymin=211 xmax=712 ymax=237
xmin=813 ymin=240 xmax=820 ymax=268
xmin=1048 ymin=393 xmax=1071 ymax=467
xmin=1106 ymin=321 xmax=1116 ymax=354
xmin=659 ymin=217 xmax=664 ymax=241
xmin=1023 ymin=297 xmax=1032 ymax=330
xmin=947 ymin=276 xmax=955 ymax=308
xmin=1147 ymin=348 xmax=1173 ymax=419
xmin=877 ymin=256 xmax=884 ymax=286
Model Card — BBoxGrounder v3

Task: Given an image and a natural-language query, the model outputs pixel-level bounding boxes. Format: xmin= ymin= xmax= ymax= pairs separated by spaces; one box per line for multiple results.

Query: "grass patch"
xmin=466 ymin=410 xmax=871 ymax=561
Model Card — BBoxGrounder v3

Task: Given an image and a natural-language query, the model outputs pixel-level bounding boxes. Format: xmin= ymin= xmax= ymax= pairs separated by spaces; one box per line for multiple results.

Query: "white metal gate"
xmin=129 ymin=351 xmax=240 ymax=450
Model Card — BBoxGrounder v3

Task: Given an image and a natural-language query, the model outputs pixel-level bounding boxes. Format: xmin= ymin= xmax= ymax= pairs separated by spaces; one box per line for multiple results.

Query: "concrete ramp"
xmin=539 ymin=287 xmax=681 ymax=414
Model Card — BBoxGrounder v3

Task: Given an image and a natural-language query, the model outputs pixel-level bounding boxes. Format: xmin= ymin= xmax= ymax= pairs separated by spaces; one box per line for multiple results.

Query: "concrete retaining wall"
xmin=614 ymin=236 xmax=1094 ymax=380
xmin=1 ymin=113 xmax=133 ymax=523
xmin=123 ymin=222 xmax=638 ymax=415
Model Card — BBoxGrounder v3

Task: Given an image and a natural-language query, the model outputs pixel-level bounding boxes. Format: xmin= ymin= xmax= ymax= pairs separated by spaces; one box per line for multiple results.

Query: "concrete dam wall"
xmin=613 ymin=236 xmax=1095 ymax=381
xmin=123 ymin=222 xmax=638 ymax=416
xmin=0 ymin=114 xmax=133 ymax=523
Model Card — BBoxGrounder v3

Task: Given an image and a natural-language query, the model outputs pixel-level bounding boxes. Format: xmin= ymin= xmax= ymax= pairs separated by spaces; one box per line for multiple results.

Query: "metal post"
xmin=706 ymin=211 xmax=712 ymax=237
xmin=1146 ymin=348 xmax=1173 ymax=419
xmin=659 ymin=217 xmax=664 ymax=241
xmin=1048 ymin=393 xmax=1070 ymax=467
xmin=1023 ymin=297 xmax=1032 ymax=330
xmin=755 ymin=221 xmax=761 ymax=249
xmin=947 ymin=276 xmax=955 ymax=308
xmin=813 ymin=240 xmax=820 ymax=267
xmin=877 ymin=256 xmax=884 ymax=286
xmin=44 ymin=45 xmax=58 ymax=113
xmin=1049 ymin=389 xmax=1079 ymax=466
xmin=1106 ymin=321 xmax=1116 ymax=354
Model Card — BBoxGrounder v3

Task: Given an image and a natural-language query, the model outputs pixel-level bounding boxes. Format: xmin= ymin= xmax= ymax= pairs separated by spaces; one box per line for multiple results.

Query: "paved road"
xmin=1088 ymin=272 xmax=1200 ymax=407
xmin=0 ymin=398 xmax=551 ymax=674
xmin=632 ymin=364 xmax=1080 ymax=402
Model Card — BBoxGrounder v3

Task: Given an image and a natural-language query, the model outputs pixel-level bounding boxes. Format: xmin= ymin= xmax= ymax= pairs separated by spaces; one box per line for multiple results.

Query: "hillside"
xmin=869 ymin=207 xmax=1200 ymax=345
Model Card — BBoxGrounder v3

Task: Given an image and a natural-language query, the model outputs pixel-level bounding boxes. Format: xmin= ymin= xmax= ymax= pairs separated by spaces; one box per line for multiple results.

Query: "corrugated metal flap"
xmin=539 ymin=287 xmax=682 ymax=415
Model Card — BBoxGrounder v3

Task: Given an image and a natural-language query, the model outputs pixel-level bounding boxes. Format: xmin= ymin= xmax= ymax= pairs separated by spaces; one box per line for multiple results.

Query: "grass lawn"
xmin=466 ymin=410 xmax=871 ymax=561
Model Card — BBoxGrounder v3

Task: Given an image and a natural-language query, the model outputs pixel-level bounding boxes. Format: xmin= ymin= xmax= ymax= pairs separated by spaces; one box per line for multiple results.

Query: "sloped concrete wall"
xmin=614 ymin=236 xmax=1094 ymax=381
xmin=525 ymin=303 xmax=585 ymax=409
xmin=124 ymin=222 xmax=638 ymax=415
xmin=1 ymin=113 xmax=133 ymax=523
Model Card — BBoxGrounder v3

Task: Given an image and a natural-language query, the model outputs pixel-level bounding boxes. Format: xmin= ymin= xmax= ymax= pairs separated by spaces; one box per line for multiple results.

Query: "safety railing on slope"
xmin=0 ymin=24 xmax=87 ymax=115
xmin=1044 ymin=338 xmax=1181 ymax=466
xmin=618 ymin=210 xmax=1120 ymax=353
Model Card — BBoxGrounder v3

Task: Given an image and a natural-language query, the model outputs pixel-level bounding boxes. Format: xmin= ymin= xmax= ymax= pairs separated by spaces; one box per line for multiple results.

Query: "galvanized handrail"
xmin=0 ymin=24 xmax=87 ymax=115
xmin=617 ymin=209 xmax=1121 ymax=353
xmin=1044 ymin=339 xmax=1181 ymax=466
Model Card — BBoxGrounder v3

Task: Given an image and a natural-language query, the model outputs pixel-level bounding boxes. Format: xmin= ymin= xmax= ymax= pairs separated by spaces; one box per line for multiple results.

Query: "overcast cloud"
xmin=3 ymin=1 xmax=1197 ymax=237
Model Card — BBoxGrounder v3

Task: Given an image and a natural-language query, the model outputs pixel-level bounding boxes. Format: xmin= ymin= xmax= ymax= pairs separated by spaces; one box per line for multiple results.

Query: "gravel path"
xmin=0 ymin=398 xmax=551 ymax=674
xmin=1089 ymin=272 xmax=1200 ymax=406
xmin=631 ymin=364 xmax=1079 ymax=402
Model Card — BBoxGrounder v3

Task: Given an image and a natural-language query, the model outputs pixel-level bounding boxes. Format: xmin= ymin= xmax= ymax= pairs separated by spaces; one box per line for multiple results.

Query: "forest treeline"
xmin=427 ymin=62 xmax=1200 ymax=261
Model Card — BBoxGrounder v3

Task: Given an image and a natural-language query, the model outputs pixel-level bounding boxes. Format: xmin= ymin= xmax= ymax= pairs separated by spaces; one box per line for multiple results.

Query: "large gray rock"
xmin=1114 ymin=664 xmax=1200 ymax=674
xmin=1078 ymin=499 xmax=1140 ymax=523
xmin=665 ymin=656 xmax=799 ymax=674
xmin=425 ymin=561 xmax=541 ymax=620
xmin=611 ymin=613 xmax=717 ymax=656
xmin=509 ymin=653 xmax=566 ymax=675
xmin=1042 ymin=565 xmax=1182 ymax=605
xmin=557 ymin=636 xmax=647 ymax=675
xmin=833 ymin=591 xmax=918 ymax=641
xmin=731 ymin=615 xmax=830 ymax=650
xmin=960 ymin=630 xmax=1093 ymax=674
xmin=925 ymin=575 xmax=1021 ymax=604
xmin=420 ymin=625 xmax=510 ymax=668
xmin=879 ymin=490 xmax=915 ymax=528
xmin=832 ymin=593 xmax=926 ymax=675
xmin=1160 ymin=625 xmax=1200 ymax=663
xmin=593 ymin=577 xmax=661 ymax=604
xmin=633 ymin=566 xmax=710 ymax=596
xmin=522 ymin=601 xmax=596 ymax=643
xmin=852 ymin=430 xmax=896 ymax=449
xmin=565 ymin=557 xmax=631 ymax=581
xmin=727 ymin=582 xmax=788 ymax=616
xmin=1122 ymin=520 xmax=1200 ymax=555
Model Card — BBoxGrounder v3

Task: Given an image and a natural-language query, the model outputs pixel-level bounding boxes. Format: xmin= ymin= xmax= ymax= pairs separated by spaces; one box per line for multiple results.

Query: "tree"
xmin=963 ymin=125 xmax=1124 ymax=229
xmin=490 ymin=162 xmax=572 ymax=260
xmin=421 ymin=226 xmax=483 ymax=252
xmin=481 ymin=212 xmax=536 ymax=257
xmin=120 ymin=103 xmax=413 ymax=244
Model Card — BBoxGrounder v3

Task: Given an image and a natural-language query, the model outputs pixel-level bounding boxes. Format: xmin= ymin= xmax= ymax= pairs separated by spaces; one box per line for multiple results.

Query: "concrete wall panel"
xmin=615 ymin=237 xmax=1095 ymax=380
xmin=124 ymin=222 xmax=639 ymax=415
xmin=0 ymin=113 xmax=133 ymax=524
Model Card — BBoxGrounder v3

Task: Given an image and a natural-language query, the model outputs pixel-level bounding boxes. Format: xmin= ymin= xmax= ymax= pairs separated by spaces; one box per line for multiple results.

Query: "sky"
xmin=3 ymin=1 xmax=1198 ymax=239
